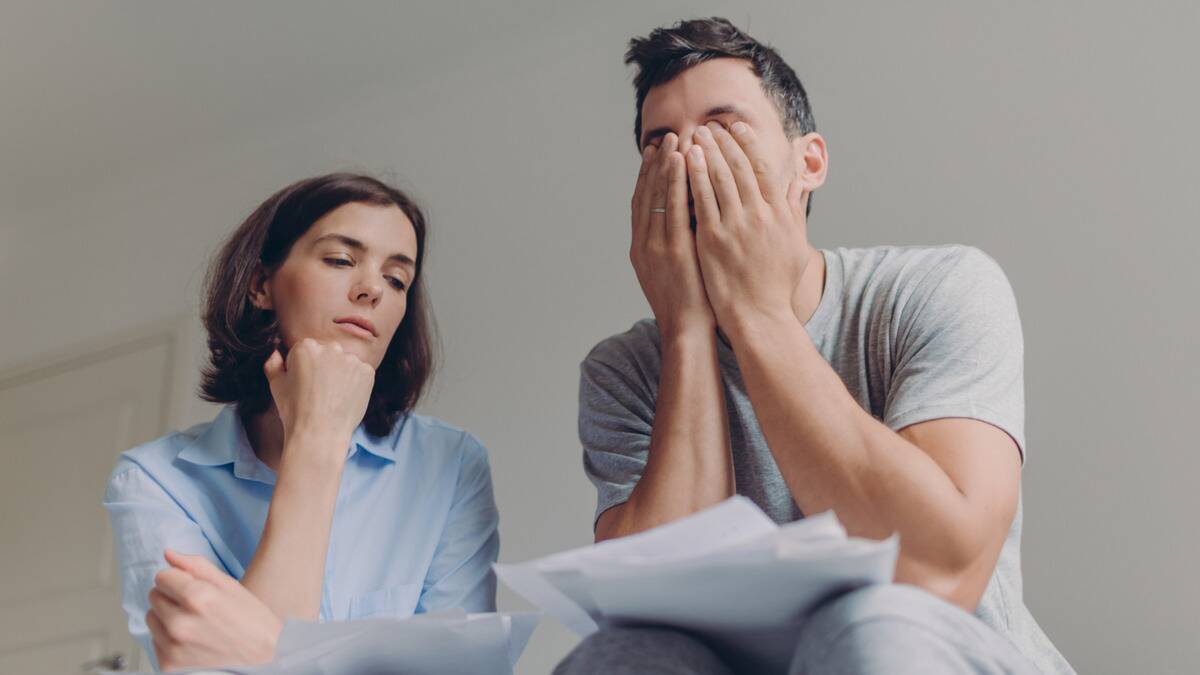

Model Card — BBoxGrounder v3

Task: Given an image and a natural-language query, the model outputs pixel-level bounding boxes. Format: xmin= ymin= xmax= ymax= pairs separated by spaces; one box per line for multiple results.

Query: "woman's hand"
xmin=263 ymin=338 xmax=375 ymax=452
xmin=146 ymin=550 xmax=283 ymax=672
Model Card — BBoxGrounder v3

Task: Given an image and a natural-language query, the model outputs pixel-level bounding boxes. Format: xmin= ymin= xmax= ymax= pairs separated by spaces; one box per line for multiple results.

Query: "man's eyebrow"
xmin=640 ymin=105 xmax=746 ymax=147
xmin=313 ymin=233 xmax=415 ymax=268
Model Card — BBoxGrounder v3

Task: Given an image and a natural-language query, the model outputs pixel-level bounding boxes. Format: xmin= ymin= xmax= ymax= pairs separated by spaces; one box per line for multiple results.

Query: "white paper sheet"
xmin=110 ymin=610 xmax=540 ymax=675
xmin=495 ymin=497 xmax=898 ymax=671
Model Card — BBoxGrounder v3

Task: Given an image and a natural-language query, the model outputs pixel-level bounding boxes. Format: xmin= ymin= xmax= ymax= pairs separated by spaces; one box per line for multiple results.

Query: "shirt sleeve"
xmin=416 ymin=434 xmax=500 ymax=613
xmin=577 ymin=332 xmax=659 ymax=527
xmin=883 ymin=247 xmax=1027 ymax=461
xmin=103 ymin=462 xmax=225 ymax=667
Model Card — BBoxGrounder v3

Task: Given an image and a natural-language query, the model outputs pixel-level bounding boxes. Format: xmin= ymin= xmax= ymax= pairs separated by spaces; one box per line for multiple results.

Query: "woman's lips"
xmin=334 ymin=317 xmax=377 ymax=340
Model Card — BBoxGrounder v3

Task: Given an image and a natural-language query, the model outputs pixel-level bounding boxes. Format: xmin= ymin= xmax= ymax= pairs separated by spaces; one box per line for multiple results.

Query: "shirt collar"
xmin=351 ymin=421 xmax=403 ymax=462
xmin=176 ymin=407 xmax=404 ymax=479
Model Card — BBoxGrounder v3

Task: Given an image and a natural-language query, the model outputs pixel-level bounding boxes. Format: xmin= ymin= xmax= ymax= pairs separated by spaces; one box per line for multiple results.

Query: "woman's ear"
xmin=788 ymin=132 xmax=829 ymax=208
xmin=247 ymin=262 xmax=273 ymax=311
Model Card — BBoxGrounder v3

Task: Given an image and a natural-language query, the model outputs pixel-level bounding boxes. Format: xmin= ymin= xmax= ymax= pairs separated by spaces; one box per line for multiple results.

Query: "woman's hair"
xmin=199 ymin=172 xmax=435 ymax=437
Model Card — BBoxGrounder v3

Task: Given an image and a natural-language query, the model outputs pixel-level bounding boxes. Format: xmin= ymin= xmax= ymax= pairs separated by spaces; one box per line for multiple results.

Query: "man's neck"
xmin=792 ymin=243 xmax=826 ymax=325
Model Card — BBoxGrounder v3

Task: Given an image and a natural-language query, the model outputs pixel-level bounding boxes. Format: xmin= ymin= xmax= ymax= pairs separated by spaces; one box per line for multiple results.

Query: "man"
xmin=555 ymin=17 xmax=1074 ymax=675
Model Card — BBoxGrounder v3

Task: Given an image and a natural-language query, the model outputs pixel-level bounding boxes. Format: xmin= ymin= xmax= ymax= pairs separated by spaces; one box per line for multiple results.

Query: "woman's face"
xmin=252 ymin=202 xmax=418 ymax=369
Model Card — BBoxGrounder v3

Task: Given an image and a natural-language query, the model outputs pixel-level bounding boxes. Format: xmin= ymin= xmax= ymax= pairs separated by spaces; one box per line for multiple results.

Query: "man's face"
xmin=639 ymin=57 xmax=800 ymax=221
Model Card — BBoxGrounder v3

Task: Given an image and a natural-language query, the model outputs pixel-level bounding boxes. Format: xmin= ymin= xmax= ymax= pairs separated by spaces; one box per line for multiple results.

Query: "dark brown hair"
xmin=626 ymin=17 xmax=817 ymax=214
xmin=200 ymin=172 xmax=435 ymax=437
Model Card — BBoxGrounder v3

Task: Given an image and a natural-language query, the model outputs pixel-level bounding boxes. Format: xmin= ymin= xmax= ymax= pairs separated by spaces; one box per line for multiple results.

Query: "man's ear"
xmin=788 ymin=132 xmax=829 ymax=210
xmin=247 ymin=262 xmax=273 ymax=311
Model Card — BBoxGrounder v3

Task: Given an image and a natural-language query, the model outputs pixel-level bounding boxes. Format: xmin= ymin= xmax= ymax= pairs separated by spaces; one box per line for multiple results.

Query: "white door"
xmin=0 ymin=333 xmax=175 ymax=673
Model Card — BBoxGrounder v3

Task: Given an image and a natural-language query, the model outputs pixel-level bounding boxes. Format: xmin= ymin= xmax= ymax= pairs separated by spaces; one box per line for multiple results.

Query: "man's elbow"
xmin=893 ymin=531 xmax=999 ymax=612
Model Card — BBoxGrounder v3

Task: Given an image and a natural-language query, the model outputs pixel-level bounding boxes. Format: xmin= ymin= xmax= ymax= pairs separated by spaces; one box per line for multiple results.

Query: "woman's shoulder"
xmin=383 ymin=413 xmax=490 ymax=463
xmin=109 ymin=408 xmax=234 ymax=484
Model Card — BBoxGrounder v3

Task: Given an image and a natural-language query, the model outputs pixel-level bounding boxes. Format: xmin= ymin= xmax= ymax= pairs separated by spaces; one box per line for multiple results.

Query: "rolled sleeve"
xmin=416 ymin=434 xmax=500 ymax=613
xmin=103 ymin=462 xmax=223 ymax=664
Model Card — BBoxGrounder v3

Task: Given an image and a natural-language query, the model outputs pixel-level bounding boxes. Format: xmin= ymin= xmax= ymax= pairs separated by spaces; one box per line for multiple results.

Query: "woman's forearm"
xmin=239 ymin=433 xmax=347 ymax=620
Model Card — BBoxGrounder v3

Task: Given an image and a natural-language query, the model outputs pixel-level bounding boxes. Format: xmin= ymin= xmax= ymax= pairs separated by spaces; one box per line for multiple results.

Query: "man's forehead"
xmin=641 ymin=58 xmax=766 ymax=123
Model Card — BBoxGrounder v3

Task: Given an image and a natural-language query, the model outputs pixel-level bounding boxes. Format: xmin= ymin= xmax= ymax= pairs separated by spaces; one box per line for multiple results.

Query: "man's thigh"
xmin=553 ymin=625 xmax=734 ymax=675
xmin=791 ymin=584 xmax=1039 ymax=675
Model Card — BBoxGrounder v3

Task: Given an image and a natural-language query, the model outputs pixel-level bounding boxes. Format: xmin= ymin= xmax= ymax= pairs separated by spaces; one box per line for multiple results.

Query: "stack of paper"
xmin=495 ymin=497 xmax=898 ymax=672
xmin=111 ymin=610 xmax=540 ymax=675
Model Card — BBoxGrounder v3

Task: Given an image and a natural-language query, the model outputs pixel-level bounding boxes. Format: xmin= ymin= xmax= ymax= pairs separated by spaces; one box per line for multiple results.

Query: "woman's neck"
xmin=244 ymin=404 xmax=286 ymax=472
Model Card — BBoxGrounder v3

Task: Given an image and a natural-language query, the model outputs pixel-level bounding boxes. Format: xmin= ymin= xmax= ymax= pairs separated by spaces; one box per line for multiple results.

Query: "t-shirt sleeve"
xmin=577 ymin=333 xmax=659 ymax=527
xmin=883 ymin=247 xmax=1027 ymax=461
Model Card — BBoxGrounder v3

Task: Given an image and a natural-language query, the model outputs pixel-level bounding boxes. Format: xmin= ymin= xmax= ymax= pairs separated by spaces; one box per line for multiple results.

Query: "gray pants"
xmin=552 ymin=584 xmax=1040 ymax=675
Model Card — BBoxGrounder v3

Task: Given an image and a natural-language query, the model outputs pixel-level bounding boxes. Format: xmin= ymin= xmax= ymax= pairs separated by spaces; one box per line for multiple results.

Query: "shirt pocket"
xmin=347 ymin=582 xmax=423 ymax=620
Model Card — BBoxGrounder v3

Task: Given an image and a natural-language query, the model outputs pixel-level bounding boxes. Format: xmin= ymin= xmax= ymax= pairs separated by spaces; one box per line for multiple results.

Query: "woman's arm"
xmin=148 ymin=550 xmax=282 ymax=672
xmin=238 ymin=339 xmax=376 ymax=620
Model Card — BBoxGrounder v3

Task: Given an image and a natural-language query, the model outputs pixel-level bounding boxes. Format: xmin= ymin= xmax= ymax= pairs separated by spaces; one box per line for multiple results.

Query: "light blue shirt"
xmin=103 ymin=405 xmax=500 ymax=663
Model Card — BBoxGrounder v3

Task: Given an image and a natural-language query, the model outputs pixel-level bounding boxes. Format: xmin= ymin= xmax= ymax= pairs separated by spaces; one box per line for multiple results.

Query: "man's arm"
xmin=595 ymin=329 xmax=732 ymax=541
xmin=595 ymin=132 xmax=733 ymax=541
xmin=726 ymin=314 xmax=1020 ymax=609
xmin=687 ymin=121 xmax=1021 ymax=610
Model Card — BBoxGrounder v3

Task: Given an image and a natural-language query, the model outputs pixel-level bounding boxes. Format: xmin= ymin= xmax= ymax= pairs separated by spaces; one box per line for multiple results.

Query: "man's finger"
xmin=665 ymin=149 xmax=690 ymax=240
xmin=729 ymin=121 xmax=783 ymax=204
xmin=693 ymin=125 xmax=742 ymax=219
xmin=646 ymin=133 xmax=677 ymax=243
xmin=786 ymin=174 xmax=806 ymax=219
xmin=708 ymin=122 xmax=763 ymax=208
xmin=632 ymin=143 xmax=658 ymax=247
xmin=685 ymin=144 xmax=721 ymax=232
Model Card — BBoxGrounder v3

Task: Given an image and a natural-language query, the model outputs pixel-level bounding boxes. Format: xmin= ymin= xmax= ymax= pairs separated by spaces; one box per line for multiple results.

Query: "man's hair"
xmin=626 ymin=17 xmax=817 ymax=215
xmin=200 ymin=172 xmax=436 ymax=437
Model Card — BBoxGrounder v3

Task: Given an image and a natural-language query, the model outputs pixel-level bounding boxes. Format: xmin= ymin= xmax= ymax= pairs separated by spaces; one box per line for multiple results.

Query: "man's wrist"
xmin=658 ymin=319 xmax=719 ymax=351
xmin=722 ymin=307 xmax=805 ymax=352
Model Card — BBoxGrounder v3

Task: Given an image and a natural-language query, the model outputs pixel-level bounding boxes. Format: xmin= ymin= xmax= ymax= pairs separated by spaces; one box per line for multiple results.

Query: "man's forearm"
xmin=725 ymin=314 xmax=989 ymax=583
xmin=239 ymin=436 xmax=345 ymax=620
xmin=596 ymin=328 xmax=733 ymax=541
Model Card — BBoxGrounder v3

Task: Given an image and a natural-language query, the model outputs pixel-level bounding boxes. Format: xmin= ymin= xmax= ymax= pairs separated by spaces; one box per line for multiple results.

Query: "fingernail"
xmin=731 ymin=121 xmax=748 ymax=135
xmin=643 ymin=145 xmax=656 ymax=158
xmin=695 ymin=125 xmax=711 ymax=139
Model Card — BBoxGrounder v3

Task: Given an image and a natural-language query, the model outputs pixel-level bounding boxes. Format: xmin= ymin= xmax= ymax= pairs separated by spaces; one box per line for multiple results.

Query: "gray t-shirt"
xmin=579 ymin=245 xmax=1073 ymax=674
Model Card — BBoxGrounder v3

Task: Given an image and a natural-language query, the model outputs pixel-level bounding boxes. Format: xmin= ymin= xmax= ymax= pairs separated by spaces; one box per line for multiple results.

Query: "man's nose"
xmin=676 ymin=129 xmax=697 ymax=156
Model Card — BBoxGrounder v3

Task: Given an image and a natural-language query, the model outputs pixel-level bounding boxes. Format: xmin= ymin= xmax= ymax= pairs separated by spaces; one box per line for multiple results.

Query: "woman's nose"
xmin=351 ymin=279 xmax=382 ymax=305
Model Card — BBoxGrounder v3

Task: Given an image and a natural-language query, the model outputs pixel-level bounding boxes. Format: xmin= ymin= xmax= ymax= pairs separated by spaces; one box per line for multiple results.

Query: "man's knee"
xmin=791 ymin=585 xmax=1035 ymax=675
xmin=554 ymin=625 xmax=733 ymax=675
xmin=808 ymin=583 xmax=946 ymax=633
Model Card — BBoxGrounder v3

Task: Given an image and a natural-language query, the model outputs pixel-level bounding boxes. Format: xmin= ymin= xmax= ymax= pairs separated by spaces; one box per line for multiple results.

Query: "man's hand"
xmin=630 ymin=132 xmax=716 ymax=339
xmin=146 ymin=550 xmax=283 ymax=672
xmin=685 ymin=121 xmax=813 ymax=334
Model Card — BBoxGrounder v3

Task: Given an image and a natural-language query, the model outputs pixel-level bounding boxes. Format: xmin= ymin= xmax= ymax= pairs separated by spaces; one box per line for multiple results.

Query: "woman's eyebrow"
xmin=313 ymin=233 xmax=415 ymax=269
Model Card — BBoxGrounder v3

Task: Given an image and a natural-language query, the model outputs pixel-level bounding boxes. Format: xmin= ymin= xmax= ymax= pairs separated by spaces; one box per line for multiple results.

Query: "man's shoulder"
xmin=583 ymin=318 xmax=661 ymax=364
xmin=829 ymin=244 xmax=1006 ymax=304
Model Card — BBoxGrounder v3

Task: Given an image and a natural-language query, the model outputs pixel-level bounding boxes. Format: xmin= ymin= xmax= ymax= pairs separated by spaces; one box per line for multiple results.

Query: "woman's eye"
xmin=387 ymin=277 xmax=407 ymax=292
xmin=324 ymin=257 xmax=352 ymax=267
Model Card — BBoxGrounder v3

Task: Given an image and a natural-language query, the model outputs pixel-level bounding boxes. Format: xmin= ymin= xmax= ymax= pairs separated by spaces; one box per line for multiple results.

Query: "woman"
xmin=103 ymin=173 xmax=499 ymax=671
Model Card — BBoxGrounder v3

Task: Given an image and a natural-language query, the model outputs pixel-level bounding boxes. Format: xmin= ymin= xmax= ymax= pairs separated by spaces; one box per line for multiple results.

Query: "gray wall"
xmin=2 ymin=2 xmax=1196 ymax=673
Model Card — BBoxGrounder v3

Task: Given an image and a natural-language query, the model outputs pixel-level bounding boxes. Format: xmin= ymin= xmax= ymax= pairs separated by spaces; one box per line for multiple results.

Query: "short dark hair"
xmin=200 ymin=172 xmax=436 ymax=437
xmin=626 ymin=17 xmax=817 ymax=215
